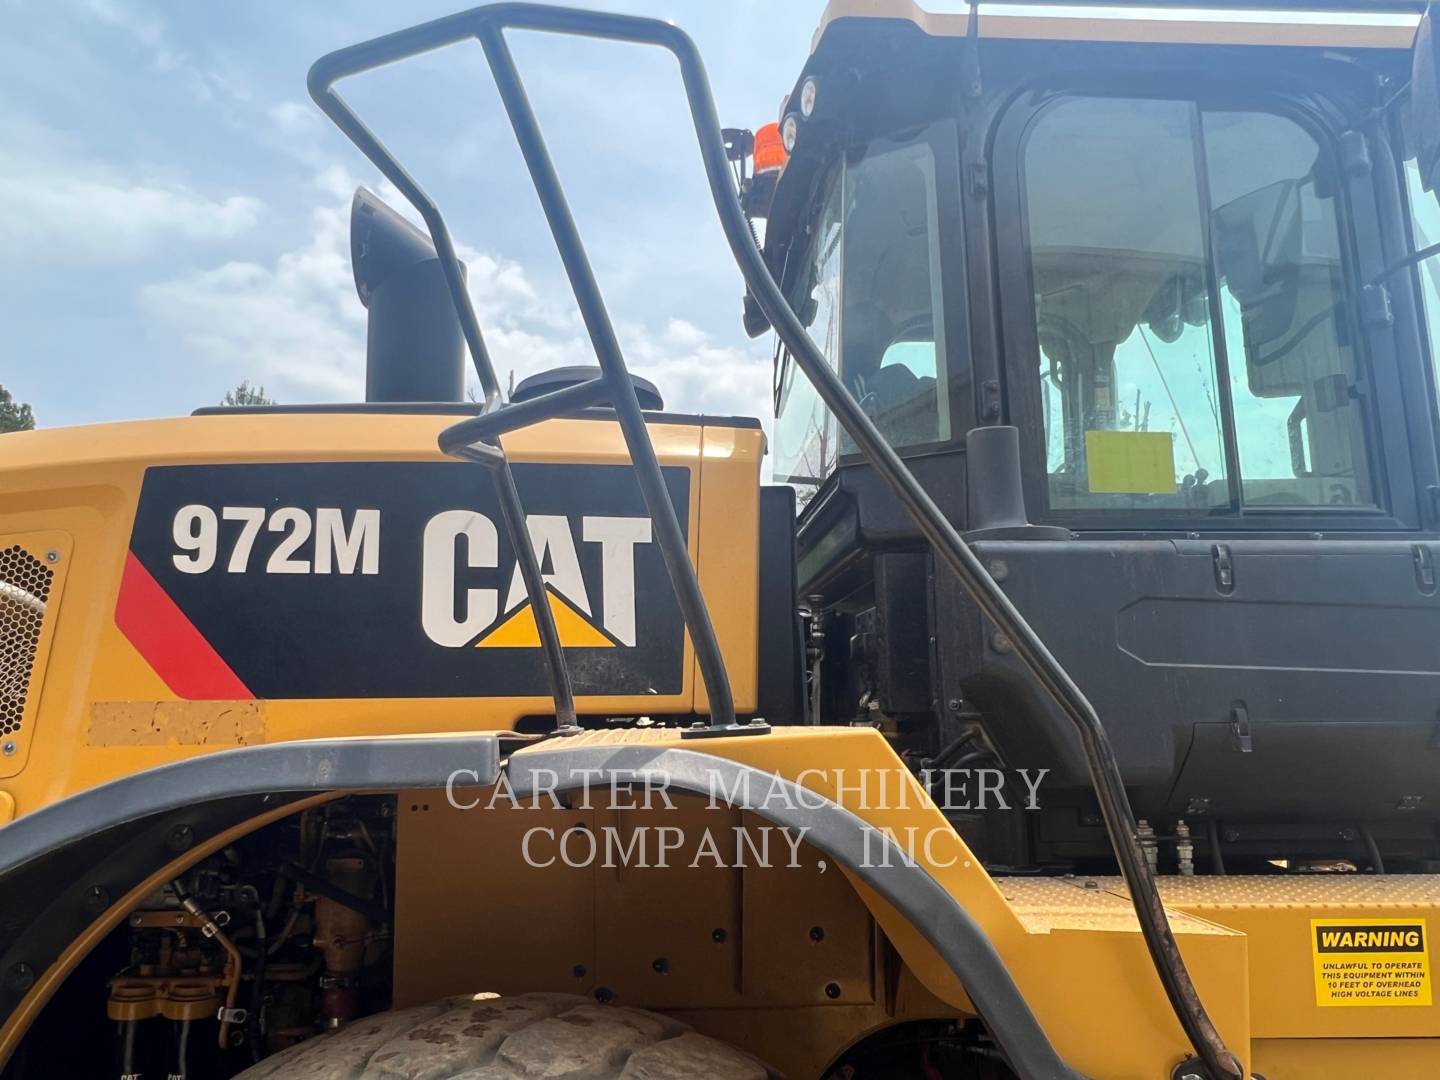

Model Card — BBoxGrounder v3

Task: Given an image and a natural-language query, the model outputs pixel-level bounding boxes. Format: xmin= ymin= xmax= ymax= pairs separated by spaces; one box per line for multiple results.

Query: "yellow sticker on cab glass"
xmin=1084 ymin=430 xmax=1177 ymax=494
xmin=1311 ymin=918 xmax=1431 ymax=1007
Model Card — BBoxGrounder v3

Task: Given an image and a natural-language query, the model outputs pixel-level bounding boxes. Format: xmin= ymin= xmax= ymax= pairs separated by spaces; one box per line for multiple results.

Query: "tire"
xmin=234 ymin=992 xmax=776 ymax=1079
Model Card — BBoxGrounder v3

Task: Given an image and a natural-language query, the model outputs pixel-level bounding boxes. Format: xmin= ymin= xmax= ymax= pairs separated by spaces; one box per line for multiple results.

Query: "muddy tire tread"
xmin=233 ymin=992 xmax=772 ymax=1079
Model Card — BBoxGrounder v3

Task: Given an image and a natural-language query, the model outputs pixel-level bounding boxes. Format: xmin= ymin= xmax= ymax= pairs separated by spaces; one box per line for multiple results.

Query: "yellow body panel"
xmin=382 ymin=728 xmax=1440 ymax=1076
xmin=4 ymin=720 xmax=1438 ymax=1076
xmin=0 ymin=413 xmax=763 ymax=819
xmin=1252 ymin=1037 xmax=1440 ymax=1079
xmin=1156 ymin=876 xmax=1440 ymax=1037
xmin=391 ymin=728 xmax=1254 ymax=1079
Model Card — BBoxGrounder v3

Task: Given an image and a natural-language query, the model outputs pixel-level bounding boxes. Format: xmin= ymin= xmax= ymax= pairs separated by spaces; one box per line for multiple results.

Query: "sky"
xmin=0 ymin=0 xmax=824 ymax=432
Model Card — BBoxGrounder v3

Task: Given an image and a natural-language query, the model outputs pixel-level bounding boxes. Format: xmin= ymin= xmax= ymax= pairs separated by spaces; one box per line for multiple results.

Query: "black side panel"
xmin=968 ymin=538 xmax=1440 ymax=819
xmin=797 ymin=451 xmax=968 ymax=594
xmin=872 ymin=553 xmax=934 ymax=715
xmin=756 ymin=486 xmax=806 ymax=723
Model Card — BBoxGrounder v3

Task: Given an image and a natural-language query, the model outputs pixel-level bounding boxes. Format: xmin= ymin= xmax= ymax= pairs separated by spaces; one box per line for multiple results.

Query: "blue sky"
xmin=1 ymin=0 xmax=822 ymax=430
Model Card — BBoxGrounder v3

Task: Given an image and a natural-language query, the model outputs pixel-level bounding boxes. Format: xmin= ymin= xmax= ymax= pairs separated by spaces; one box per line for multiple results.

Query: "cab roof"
xmin=811 ymin=0 xmax=1422 ymax=53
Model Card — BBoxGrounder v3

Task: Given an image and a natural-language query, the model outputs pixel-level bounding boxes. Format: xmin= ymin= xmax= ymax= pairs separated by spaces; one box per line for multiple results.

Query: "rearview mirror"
xmin=1410 ymin=5 xmax=1440 ymax=198
xmin=1212 ymin=178 xmax=1302 ymax=357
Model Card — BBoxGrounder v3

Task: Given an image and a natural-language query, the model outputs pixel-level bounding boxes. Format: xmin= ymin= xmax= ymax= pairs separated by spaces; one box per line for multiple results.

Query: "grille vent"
xmin=0 ymin=545 xmax=54 ymax=739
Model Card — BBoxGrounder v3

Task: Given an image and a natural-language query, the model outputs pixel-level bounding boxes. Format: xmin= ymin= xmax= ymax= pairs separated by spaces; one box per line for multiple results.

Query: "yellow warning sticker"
xmin=1311 ymin=918 xmax=1431 ymax=1007
xmin=1084 ymin=430 xmax=1176 ymax=494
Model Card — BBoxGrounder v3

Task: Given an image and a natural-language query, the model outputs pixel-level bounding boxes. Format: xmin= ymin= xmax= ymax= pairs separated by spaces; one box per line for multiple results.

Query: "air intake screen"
xmin=0 ymin=545 xmax=53 ymax=739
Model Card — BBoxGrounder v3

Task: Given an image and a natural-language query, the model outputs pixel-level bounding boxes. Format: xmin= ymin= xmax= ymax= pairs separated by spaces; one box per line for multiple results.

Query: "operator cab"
xmin=750 ymin=0 xmax=1440 ymax=873
xmin=766 ymin=1 xmax=1432 ymax=533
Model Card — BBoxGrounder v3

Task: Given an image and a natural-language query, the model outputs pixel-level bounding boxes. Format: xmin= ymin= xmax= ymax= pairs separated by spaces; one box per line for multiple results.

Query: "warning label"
xmin=1311 ymin=918 xmax=1431 ymax=1007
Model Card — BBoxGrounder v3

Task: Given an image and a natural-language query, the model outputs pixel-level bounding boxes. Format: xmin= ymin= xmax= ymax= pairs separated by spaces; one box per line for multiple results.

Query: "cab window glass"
xmin=773 ymin=126 xmax=950 ymax=504
xmin=1028 ymin=98 xmax=1228 ymax=510
xmin=772 ymin=171 xmax=840 ymax=495
xmin=1024 ymin=96 xmax=1374 ymax=513
xmin=841 ymin=135 xmax=949 ymax=452
xmin=1207 ymin=109 xmax=1372 ymax=507
xmin=1406 ymin=160 xmax=1440 ymax=421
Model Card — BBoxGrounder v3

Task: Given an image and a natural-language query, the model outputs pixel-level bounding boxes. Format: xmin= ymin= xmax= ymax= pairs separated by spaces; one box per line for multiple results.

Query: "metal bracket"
xmin=968 ymin=159 xmax=989 ymax=200
xmin=1361 ymin=282 xmax=1395 ymax=327
xmin=1229 ymin=702 xmax=1253 ymax=754
xmin=1340 ymin=129 xmax=1372 ymax=176
xmin=1413 ymin=543 xmax=1436 ymax=594
xmin=1211 ymin=544 xmax=1234 ymax=593
xmin=680 ymin=718 xmax=770 ymax=740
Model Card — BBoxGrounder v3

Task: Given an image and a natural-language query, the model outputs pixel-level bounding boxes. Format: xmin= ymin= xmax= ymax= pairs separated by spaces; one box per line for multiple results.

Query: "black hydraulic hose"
xmin=657 ymin=18 xmax=1242 ymax=1080
xmin=120 ymin=1020 xmax=139 ymax=1077
xmin=1208 ymin=820 xmax=1227 ymax=877
xmin=277 ymin=862 xmax=387 ymax=925
xmin=1361 ymin=826 xmax=1387 ymax=875
xmin=248 ymin=906 xmax=267 ymax=1062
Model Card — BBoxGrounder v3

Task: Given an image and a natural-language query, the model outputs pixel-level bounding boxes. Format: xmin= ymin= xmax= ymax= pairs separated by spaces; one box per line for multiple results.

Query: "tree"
xmin=0 ymin=385 xmax=35 ymax=433
xmin=221 ymin=380 xmax=275 ymax=407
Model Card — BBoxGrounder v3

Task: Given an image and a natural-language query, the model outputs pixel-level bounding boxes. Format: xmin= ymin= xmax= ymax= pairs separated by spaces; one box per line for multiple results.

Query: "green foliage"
xmin=221 ymin=380 xmax=276 ymax=407
xmin=0 ymin=385 xmax=35 ymax=433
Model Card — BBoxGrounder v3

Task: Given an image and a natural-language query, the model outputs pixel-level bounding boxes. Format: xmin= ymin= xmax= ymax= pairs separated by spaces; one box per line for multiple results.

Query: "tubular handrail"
xmin=308 ymin=3 xmax=741 ymax=735
xmin=308 ymin=5 xmax=1241 ymax=1076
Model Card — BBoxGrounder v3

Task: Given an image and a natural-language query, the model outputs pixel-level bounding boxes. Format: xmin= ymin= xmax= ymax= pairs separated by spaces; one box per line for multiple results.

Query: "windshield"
xmin=772 ymin=125 xmax=951 ymax=499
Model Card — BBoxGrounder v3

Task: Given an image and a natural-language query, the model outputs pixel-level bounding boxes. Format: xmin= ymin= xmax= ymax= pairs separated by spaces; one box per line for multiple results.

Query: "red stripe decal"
xmin=115 ymin=551 xmax=253 ymax=700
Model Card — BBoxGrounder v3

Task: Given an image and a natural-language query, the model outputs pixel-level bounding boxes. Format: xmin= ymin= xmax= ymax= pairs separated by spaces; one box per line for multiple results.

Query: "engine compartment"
xmin=7 ymin=799 xmax=395 ymax=1079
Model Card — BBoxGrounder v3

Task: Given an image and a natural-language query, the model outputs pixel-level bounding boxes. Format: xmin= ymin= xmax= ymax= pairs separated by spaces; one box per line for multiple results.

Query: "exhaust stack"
xmin=351 ymin=187 xmax=466 ymax=403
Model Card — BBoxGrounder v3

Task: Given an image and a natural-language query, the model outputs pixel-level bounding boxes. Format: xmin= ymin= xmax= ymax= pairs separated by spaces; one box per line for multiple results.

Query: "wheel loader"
xmin=4 ymin=1 xmax=1440 ymax=1076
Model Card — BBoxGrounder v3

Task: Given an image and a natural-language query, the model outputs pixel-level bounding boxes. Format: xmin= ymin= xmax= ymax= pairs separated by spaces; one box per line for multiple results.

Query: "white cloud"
xmin=269 ymin=101 xmax=319 ymax=138
xmin=83 ymin=0 xmax=166 ymax=56
xmin=139 ymin=171 xmax=774 ymax=429
xmin=0 ymin=169 xmax=263 ymax=261
xmin=0 ymin=104 xmax=264 ymax=262
xmin=140 ymin=188 xmax=363 ymax=398
xmin=619 ymin=318 xmax=772 ymax=422
xmin=83 ymin=0 xmax=245 ymax=103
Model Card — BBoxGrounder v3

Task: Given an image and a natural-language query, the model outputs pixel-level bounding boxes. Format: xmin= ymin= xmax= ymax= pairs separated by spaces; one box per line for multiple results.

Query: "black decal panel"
xmin=126 ymin=463 xmax=689 ymax=699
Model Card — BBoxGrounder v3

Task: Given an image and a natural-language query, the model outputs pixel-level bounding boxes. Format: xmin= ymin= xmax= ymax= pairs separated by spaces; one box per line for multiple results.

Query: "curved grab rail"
xmin=308 ymin=5 xmax=1240 ymax=1076
xmin=308 ymin=3 xmax=741 ymax=735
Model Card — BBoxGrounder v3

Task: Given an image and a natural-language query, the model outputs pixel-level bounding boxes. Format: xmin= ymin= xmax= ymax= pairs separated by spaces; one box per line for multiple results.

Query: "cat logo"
xmin=420 ymin=510 xmax=651 ymax=650
xmin=123 ymin=461 xmax=687 ymax=700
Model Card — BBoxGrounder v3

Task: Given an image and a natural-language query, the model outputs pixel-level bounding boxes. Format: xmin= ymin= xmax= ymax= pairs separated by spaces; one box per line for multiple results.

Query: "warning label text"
xmin=1311 ymin=918 xmax=1431 ymax=1007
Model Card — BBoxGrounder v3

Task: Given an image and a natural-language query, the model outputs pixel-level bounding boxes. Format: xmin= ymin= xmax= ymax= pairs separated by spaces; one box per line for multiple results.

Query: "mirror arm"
xmin=1366 ymin=78 xmax=1412 ymax=127
xmin=1368 ymin=239 xmax=1440 ymax=289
